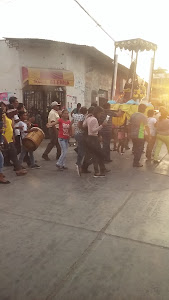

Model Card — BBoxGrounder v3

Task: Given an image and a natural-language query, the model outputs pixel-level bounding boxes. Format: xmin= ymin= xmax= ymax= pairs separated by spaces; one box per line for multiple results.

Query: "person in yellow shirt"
xmin=0 ymin=105 xmax=10 ymax=183
xmin=3 ymin=114 xmax=13 ymax=143
xmin=3 ymin=110 xmax=27 ymax=176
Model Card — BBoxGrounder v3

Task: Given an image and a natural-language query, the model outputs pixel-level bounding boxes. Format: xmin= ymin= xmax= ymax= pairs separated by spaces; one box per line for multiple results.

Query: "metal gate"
xmin=23 ymin=87 xmax=66 ymax=135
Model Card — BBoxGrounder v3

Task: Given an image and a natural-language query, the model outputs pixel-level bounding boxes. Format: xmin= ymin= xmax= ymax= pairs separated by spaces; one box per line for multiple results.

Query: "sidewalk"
xmin=1 ymin=140 xmax=169 ymax=299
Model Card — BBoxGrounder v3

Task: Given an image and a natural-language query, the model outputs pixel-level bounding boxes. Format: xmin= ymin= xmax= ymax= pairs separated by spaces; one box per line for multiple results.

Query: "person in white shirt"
xmin=14 ymin=115 xmax=21 ymax=154
xmin=145 ymin=109 xmax=157 ymax=160
xmin=18 ymin=111 xmax=40 ymax=169
xmin=83 ymin=106 xmax=108 ymax=177
xmin=42 ymin=101 xmax=61 ymax=161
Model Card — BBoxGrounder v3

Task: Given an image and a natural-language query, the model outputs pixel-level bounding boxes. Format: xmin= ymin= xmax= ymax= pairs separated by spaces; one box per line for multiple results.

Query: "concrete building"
xmin=0 ymin=37 xmax=128 ymax=127
xmin=151 ymin=68 xmax=169 ymax=109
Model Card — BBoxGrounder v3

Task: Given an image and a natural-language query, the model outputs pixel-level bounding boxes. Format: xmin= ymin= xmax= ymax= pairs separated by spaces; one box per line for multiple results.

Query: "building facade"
xmin=0 ymin=38 xmax=128 ymax=127
xmin=151 ymin=68 xmax=169 ymax=109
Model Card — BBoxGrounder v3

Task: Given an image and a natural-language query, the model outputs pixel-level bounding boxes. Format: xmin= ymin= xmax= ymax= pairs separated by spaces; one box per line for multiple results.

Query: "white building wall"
xmin=0 ymin=40 xmax=121 ymax=109
xmin=66 ymin=47 xmax=86 ymax=108
xmin=0 ymin=40 xmax=86 ymax=108
xmin=85 ymin=60 xmax=112 ymax=107
xmin=17 ymin=41 xmax=86 ymax=108
xmin=0 ymin=40 xmax=23 ymax=101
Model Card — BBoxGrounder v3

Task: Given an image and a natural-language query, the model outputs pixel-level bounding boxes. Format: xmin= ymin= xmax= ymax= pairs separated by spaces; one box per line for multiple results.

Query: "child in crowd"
xmin=124 ymin=118 xmax=130 ymax=150
xmin=47 ymin=109 xmax=71 ymax=171
xmin=112 ymin=125 xmax=118 ymax=151
xmin=116 ymin=112 xmax=126 ymax=155
xmin=145 ymin=109 xmax=157 ymax=160
xmin=14 ymin=115 xmax=21 ymax=154
xmin=56 ymin=109 xmax=71 ymax=170
xmin=18 ymin=111 xmax=40 ymax=169
xmin=117 ymin=125 xmax=125 ymax=154
xmin=112 ymin=110 xmax=126 ymax=152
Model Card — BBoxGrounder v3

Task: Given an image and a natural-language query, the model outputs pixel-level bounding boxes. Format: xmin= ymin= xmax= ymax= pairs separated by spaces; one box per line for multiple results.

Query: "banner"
xmin=0 ymin=92 xmax=9 ymax=104
xmin=22 ymin=67 xmax=74 ymax=87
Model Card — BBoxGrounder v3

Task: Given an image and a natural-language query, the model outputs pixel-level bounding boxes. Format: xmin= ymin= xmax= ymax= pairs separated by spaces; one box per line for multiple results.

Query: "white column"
xmin=112 ymin=54 xmax=118 ymax=99
xmin=147 ymin=57 xmax=154 ymax=101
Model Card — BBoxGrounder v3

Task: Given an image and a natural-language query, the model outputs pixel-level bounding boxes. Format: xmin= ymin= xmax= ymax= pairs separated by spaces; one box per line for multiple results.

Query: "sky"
xmin=0 ymin=0 xmax=168 ymax=80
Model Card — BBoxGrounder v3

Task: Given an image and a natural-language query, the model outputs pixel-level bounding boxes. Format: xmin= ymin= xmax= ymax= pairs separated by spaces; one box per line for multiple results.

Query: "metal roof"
xmin=115 ymin=38 xmax=157 ymax=52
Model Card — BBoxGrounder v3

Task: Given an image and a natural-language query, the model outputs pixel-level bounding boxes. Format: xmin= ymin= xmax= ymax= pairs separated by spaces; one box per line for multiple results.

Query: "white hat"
xmin=7 ymin=109 xmax=17 ymax=114
xmin=51 ymin=101 xmax=61 ymax=107
xmin=14 ymin=115 xmax=19 ymax=121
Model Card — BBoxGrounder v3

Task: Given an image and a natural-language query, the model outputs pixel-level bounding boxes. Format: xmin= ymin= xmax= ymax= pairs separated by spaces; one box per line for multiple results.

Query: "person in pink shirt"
xmin=83 ymin=106 xmax=108 ymax=177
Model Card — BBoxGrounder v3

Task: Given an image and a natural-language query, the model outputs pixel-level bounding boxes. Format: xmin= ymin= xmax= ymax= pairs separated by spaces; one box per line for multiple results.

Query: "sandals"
xmin=0 ymin=179 xmax=10 ymax=184
xmin=0 ymin=174 xmax=10 ymax=184
xmin=16 ymin=169 xmax=27 ymax=176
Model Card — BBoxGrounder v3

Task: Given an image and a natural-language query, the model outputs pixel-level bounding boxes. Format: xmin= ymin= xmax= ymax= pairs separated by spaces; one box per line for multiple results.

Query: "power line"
xmin=73 ymin=0 xmax=133 ymax=62
xmin=73 ymin=0 xmax=116 ymax=43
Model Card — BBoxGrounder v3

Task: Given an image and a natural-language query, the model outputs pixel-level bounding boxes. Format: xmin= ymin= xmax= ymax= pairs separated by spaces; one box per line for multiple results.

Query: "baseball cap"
xmin=51 ymin=101 xmax=61 ymax=107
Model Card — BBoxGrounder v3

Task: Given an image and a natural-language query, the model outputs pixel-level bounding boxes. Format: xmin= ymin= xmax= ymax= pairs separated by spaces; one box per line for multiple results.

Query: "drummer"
xmin=18 ymin=111 xmax=40 ymax=169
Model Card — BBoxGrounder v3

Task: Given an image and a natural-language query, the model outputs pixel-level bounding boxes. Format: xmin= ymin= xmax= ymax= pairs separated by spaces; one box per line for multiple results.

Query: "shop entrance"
xmin=23 ymin=86 xmax=66 ymax=135
xmin=98 ymin=89 xmax=108 ymax=108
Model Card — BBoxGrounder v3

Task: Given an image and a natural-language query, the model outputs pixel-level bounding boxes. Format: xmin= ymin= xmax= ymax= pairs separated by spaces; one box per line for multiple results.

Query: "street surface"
xmin=1 ymin=140 xmax=169 ymax=300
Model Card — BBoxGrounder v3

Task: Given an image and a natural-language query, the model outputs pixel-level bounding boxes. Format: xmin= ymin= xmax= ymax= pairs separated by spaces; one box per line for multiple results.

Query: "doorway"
xmin=98 ymin=89 xmax=108 ymax=108
xmin=23 ymin=85 xmax=66 ymax=135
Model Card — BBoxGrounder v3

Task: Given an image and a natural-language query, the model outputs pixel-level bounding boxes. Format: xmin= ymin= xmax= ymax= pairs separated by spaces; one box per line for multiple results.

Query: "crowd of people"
xmin=130 ymin=104 xmax=169 ymax=167
xmin=1 ymin=97 xmax=169 ymax=184
xmin=42 ymin=101 xmax=169 ymax=174
xmin=0 ymin=97 xmax=40 ymax=184
xmin=42 ymin=101 xmax=122 ymax=177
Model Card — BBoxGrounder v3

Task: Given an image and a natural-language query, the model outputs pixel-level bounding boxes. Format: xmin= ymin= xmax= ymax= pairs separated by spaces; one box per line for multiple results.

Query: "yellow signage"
xmin=22 ymin=67 xmax=74 ymax=87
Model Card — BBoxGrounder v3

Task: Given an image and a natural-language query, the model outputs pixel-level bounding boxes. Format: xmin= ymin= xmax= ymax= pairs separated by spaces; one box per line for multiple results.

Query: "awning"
xmin=115 ymin=38 xmax=157 ymax=52
xmin=22 ymin=67 xmax=74 ymax=86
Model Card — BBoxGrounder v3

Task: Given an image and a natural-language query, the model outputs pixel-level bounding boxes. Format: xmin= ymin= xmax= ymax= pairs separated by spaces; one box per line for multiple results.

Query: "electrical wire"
xmin=73 ymin=0 xmax=132 ymax=60
xmin=73 ymin=0 xmax=116 ymax=43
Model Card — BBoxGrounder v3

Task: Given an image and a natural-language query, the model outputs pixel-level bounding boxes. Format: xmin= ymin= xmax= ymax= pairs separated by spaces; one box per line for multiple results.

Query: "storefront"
xmin=22 ymin=67 xmax=74 ymax=132
xmin=0 ymin=38 xmax=129 ymax=122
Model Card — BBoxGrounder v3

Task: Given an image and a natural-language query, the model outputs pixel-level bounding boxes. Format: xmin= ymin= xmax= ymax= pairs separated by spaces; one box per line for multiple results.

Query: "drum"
xmin=22 ymin=127 xmax=45 ymax=151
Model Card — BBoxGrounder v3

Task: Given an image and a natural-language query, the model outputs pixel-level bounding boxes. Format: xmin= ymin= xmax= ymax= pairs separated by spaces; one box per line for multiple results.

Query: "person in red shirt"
xmin=47 ymin=109 xmax=71 ymax=170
